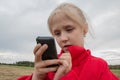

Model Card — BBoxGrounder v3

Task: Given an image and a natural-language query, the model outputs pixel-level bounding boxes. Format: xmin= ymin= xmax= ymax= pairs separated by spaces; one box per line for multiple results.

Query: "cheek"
xmin=75 ymin=30 xmax=84 ymax=38
xmin=76 ymin=36 xmax=84 ymax=46
xmin=71 ymin=32 xmax=84 ymax=45
xmin=55 ymin=37 xmax=62 ymax=46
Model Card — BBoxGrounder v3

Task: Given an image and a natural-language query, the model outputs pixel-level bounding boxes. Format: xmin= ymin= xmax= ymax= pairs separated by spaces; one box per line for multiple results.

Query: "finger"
xmin=63 ymin=49 xmax=69 ymax=53
xmin=60 ymin=60 xmax=72 ymax=73
xmin=59 ymin=53 xmax=71 ymax=60
xmin=59 ymin=56 xmax=67 ymax=60
xmin=59 ymin=60 xmax=69 ymax=68
xmin=61 ymin=52 xmax=70 ymax=57
xmin=33 ymin=44 xmax=41 ymax=55
xmin=35 ymin=59 xmax=60 ymax=68
xmin=59 ymin=60 xmax=70 ymax=73
xmin=54 ymin=60 xmax=68 ymax=80
xmin=35 ymin=44 xmax=48 ymax=62
xmin=38 ymin=66 xmax=58 ymax=74
xmin=54 ymin=67 xmax=65 ymax=80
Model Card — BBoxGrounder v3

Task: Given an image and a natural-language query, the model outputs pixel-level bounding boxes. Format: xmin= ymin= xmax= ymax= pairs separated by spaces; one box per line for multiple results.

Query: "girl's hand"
xmin=54 ymin=51 xmax=72 ymax=80
xmin=32 ymin=44 xmax=59 ymax=80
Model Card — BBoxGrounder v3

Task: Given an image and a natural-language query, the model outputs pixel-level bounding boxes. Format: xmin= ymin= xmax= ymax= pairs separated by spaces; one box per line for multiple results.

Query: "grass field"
xmin=0 ymin=65 xmax=120 ymax=80
xmin=0 ymin=65 xmax=33 ymax=80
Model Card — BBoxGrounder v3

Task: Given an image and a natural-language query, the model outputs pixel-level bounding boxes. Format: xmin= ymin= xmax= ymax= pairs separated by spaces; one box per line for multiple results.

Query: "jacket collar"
xmin=59 ymin=46 xmax=90 ymax=68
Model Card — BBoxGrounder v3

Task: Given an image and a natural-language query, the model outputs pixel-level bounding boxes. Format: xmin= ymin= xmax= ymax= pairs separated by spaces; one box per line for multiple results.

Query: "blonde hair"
xmin=48 ymin=2 xmax=88 ymax=33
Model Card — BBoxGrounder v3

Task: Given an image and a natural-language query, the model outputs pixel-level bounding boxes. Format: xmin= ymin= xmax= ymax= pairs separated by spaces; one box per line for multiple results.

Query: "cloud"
xmin=0 ymin=0 xmax=120 ymax=64
xmin=92 ymin=49 xmax=120 ymax=65
xmin=0 ymin=51 xmax=33 ymax=63
xmin=55 ymin=0 xmax=69 ymax=4
xmin=92 ymin=10 xmax=119 ymax=27
xmin=0 ymin=0 xmax=53 ymax=54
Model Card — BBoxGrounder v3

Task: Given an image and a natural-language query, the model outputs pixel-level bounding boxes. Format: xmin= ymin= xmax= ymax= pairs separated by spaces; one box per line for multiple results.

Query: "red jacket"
xmin=17 ymin=46 xmax=119 ymax=80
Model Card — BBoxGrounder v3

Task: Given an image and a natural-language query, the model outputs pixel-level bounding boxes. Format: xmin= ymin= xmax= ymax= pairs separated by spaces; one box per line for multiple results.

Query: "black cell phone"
xmin=36 ymin=36 xmax=59 ymax=67
xmin=36 ymin=36 xmax=58 ymax=60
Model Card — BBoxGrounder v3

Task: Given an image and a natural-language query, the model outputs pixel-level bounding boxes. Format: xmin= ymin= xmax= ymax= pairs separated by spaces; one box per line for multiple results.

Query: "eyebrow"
xmin=63 ymin=24 xmax=73 ymax=29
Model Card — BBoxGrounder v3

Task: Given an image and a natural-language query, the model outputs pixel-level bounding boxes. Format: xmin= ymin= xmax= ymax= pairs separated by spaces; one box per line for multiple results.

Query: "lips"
xmin=63 ymin=45 xmax=72 ymax=50
xmin=64 ymin=45 xmax=72 ymax=47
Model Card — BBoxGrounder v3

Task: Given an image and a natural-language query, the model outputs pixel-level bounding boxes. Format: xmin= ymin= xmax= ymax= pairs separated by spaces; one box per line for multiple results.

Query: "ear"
xmin=84 ymin=24 xmax=88 ymax=36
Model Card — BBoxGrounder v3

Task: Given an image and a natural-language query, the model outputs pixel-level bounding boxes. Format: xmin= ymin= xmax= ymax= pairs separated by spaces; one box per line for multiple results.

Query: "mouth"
xmin=64 ymin=45 xmax=72 ymax=47
xmin=63 ymin=45 xmax=72 ymax=51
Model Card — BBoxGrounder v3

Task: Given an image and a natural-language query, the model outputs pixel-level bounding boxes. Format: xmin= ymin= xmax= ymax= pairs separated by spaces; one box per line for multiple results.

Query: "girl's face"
xmin=50 ymin=13 xmax=87 ymax=52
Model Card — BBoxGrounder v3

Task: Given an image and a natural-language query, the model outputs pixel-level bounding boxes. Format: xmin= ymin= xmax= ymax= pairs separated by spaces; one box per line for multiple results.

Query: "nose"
xmin=60 ymin=33 xmax=68 ymax=43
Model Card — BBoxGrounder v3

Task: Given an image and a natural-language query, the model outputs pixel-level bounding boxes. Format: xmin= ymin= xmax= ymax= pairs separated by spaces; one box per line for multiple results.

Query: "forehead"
xmin=50 ymin=11 xmax=75 ymax=30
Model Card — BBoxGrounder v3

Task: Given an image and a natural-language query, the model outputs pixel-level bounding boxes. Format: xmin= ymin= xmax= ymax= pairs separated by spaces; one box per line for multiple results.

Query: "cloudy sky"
xmin=0 ymin=0 xmax=120 ymax=64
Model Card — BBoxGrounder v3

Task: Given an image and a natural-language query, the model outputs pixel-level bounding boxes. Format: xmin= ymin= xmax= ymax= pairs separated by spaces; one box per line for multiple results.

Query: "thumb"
xmin=54 ymin=60 xmax=68 ymax=80
xmin=54 ymin=66 xmax=65 ymax=80
xmin=35 ymin=44 xmax=48 ymax=62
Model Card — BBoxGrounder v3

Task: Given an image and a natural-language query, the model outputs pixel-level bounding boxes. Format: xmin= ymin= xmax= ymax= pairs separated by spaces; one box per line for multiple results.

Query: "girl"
xmin=17 ymin=3 xmax=119 ymax=80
